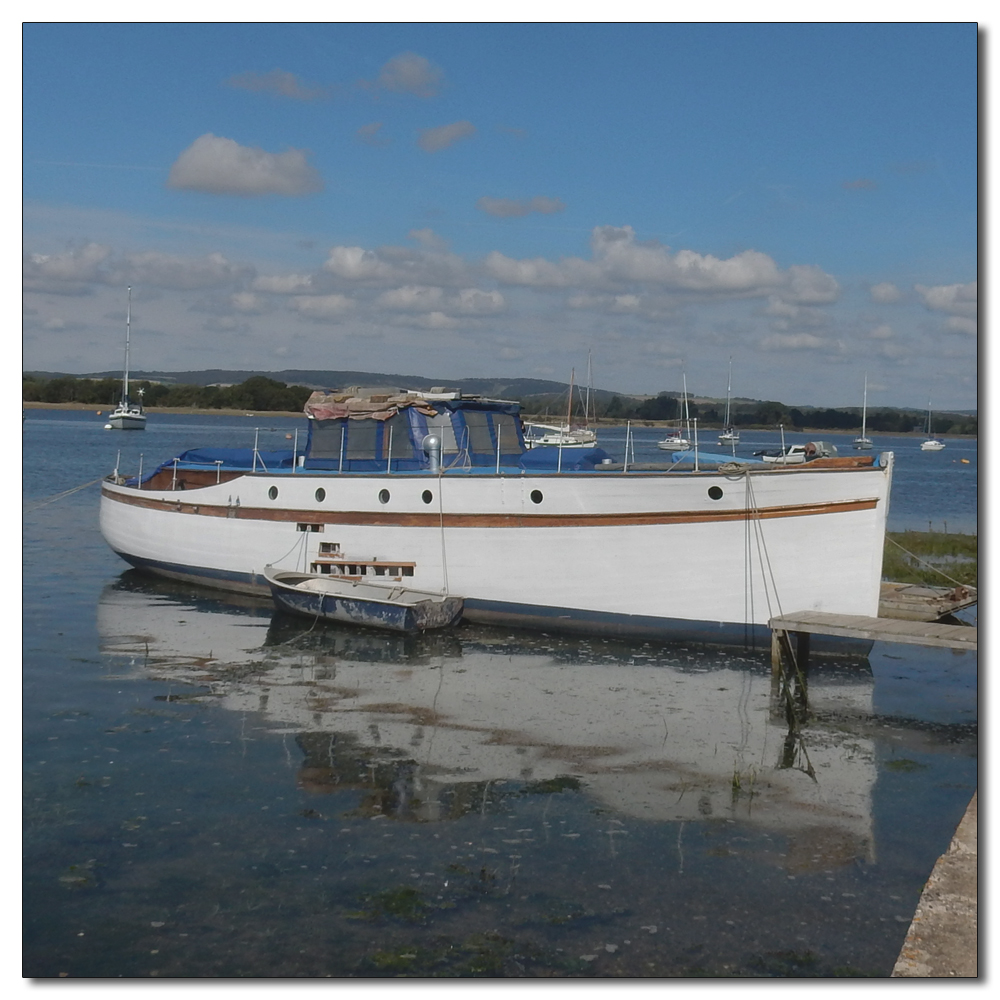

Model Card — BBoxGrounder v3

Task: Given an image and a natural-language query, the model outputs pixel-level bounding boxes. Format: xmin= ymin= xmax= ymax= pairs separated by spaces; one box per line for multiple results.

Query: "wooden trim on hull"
xmin=102 ymin=486 xmax=879 ymax=528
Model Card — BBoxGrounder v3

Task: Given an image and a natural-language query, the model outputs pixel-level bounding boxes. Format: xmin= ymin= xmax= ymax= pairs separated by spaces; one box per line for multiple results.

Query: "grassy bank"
xmin=883 ymin=531 xmax=977 ymax=587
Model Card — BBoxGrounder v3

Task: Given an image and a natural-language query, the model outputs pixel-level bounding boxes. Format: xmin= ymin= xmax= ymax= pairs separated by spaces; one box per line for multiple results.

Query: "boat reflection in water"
xmin=97 ymin=572 xmax=878 ymax=869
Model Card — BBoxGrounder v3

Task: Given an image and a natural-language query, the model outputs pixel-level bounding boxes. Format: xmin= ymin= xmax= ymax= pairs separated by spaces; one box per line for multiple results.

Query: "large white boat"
xmin=104 ymin=286 xmax=146 ymax=431
xmin=99 ymin=385 xmax=894 ymax=644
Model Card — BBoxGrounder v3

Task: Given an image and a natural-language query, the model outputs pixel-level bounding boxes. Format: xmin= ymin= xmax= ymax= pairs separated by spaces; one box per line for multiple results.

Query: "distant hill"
xmin=23 ymin=368 xmax=976 ymax=418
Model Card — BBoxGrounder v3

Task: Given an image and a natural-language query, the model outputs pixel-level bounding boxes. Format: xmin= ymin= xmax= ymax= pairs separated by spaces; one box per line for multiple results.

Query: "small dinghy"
xmin=264 ymin=567 xmax=464 ymax=633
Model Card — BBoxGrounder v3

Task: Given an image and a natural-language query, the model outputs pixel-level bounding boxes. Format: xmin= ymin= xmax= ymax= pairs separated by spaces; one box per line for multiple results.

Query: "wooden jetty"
xmin=878 ymin=582 xmax=977 ymax=622
xmin=769 ymin=610 xmax=976 ymax=676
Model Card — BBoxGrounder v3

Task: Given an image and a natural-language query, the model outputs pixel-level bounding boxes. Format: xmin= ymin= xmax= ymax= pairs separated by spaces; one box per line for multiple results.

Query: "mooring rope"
xmin=884 ymin=535 xmax=971 ymax=590
xmin=23 ymin=477 xmax=105 ymax=512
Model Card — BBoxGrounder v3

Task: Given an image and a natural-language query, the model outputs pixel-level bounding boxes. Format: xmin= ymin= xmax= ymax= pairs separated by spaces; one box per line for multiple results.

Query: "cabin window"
xmin=268 ymin=486 xmax=278 ymax=500
xmin=297 ymin=522 xmax=323 ymax=532
xmin=378 ymin=489 xmax=390 ymax=504
xmin=492 ymin=414 xmax=520 ymax=452
xmin=421 ymin=490 xmax=433 ymax=504
xmin=424 ymin=411 xmax=459 ymax=453
xmin=308 ymin=419 xmax=345 ymax=460
xmin=530 ymin=490 xmax=543 ymax=504
xmin=346 ymin=420 xmax=378 ymax=460
xmin=462 ymin=410 xmax=495 ymax=453
xmin=380 ymin=414 xmax=412 ymax=459
xmin=315 ymin=488 xmax=326 ymax=502
xmin=708 ymin=486 xmax=724 ymax=500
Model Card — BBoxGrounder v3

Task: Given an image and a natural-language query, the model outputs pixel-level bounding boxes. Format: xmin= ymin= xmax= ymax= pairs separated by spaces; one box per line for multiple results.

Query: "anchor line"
xmin=24 ymin=477 xmax=104 ymax=512
xmin=884 ymin=535 xmax=970 ymax=589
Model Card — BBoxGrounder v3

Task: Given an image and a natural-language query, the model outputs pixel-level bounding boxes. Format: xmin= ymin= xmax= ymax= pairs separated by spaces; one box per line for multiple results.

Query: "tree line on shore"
xmin=22 ymin=373 xmax=977 ymax=435
xmin=22 ymin=374 xmax=313 ymax=413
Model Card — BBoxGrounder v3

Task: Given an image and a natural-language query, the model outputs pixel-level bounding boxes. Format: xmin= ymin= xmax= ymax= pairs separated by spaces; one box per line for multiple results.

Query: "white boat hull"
xmin=920 ymin=440 xmax=946 ymax=452
xmin=106 ymin=412 xmax=147 ymax=430
xmin=100 ymin=457 xmax=893 ymax=641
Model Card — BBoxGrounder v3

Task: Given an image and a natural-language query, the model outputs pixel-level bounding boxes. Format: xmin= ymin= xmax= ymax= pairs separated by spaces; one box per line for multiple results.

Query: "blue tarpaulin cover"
xmin=518 ymin=447 xmax=613 ymax=471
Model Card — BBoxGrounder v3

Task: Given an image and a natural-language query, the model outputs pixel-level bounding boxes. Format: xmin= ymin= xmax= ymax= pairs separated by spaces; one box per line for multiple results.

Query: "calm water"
xmin=23 ymin=411 xmax=977 ymax=978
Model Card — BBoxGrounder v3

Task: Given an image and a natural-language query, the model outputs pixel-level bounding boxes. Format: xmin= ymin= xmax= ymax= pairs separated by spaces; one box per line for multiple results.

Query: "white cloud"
xmin=418 ymin=120 xmax=476 ymax=153
xmin=376 ymin=285 xmax=505 ymax=317
xmin=476 ymin=196 xmax=566 ymax=218
xmin=324 ymin=246 xmax=401 ymax=282
xmin=869 ymin=323 xmax=894 ymax=339
xmin=483 ymin=226 xmax=839 ymax=307
xmin=915 ymin=281 xmax=977 ymax=319
xmin=231 ymin=292 xmax=266 ymax=314
xmin=252 ymin=273 xmax=314 ymax=294
xmin=946 ymin=316 xmax=977 ymax=336
xmin=375 ymin=52 xmax=444 ymax=98
xmin=356 ymin=122 xmax=388 ymax=146
xmin=226 ymin=69 xmax=326 ymax=101
xmin=870 ymin=281 xmax=902 ymax=304
xmin=760 ymin=333 xmax=826 ymax=350
xmin=409 ymin=228 xmax=449 ymax=251
xmin=167 ymin=134 xmax=323 ymax=197
xmin=290 ymin=294 xmax=356 ymax=321
xmin=116 ymin=251 xmax=250 ymax=290
xmin=23 ymin=243 xmax=112 ymax=294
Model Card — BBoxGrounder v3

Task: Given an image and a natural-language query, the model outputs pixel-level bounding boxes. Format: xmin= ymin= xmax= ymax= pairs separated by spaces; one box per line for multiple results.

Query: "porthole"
xmin=530 ymin=489 xmax=543 ymax=504
xmin=421 ymin=490 xmax=433 ymax=504
xmin=315 ymin=488 xmax=326 ymax=502
xmin=708 ymin=486 xmax=724 ymax=500
xmin=378 ymin=489 xmax=390 ymax=504
xmin=268 ymin=486 xmax=278 ymax=500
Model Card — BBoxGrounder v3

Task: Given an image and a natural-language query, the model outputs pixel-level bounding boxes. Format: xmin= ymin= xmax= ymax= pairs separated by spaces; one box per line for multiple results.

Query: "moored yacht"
xmin=99 ymin=384 xmax=894 ymax=645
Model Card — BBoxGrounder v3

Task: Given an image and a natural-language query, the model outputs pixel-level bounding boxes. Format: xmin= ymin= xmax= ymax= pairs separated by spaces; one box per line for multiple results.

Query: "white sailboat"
xmin=718 ymin=358 xmax=739 ymax=445
xmin=105 ymin=286 xmax=146 ymax=431
xmin=920 ymin=400 xmax=945 ymax=451
xmin=852 ymin=373 xmax=873 ymax=450
xmin=523 ymin=363 xmax=597 ymax=449
xmin=658 ymin=374 xmax=693 ymax=451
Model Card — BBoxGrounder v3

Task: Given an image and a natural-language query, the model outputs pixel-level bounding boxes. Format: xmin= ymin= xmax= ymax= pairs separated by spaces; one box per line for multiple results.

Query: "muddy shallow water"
xmin=23 ymin=411 xmax=977 ymax=978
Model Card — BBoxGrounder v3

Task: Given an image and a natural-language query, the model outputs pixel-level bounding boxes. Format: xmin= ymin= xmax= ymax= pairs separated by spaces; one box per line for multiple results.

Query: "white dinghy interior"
xmin=100 ymin=384 xmax=895 ymax=647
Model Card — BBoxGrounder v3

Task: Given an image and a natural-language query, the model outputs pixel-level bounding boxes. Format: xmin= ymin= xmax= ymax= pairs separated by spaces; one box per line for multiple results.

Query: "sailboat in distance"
xmin=852 ymin=373 xmax=873 ymax=450
xmin=658 ymin=373 xmax=693 ymax=451
xmin=920 ymin=400 xmax=946 ymax=451
xmin=105 ymin=286 xmax=146 ymax=431
xmin=718 ymin=358 xmax=739 ymax=445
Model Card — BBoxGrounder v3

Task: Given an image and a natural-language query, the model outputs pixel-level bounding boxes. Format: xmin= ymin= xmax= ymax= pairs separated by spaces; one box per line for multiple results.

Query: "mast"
xmin=724 ymin=357 xmax=732 ymax=429
xmin=861 ymin=372 xmax=868 ymax=439
xmin=566 ymin=368 xmax=576 ymax=430
xmin=122 ymin=286 xmax=132 ymax=406
xmin=682 ymin=373 xmax=690 ymax=440
xmin=585 ymin=351 xmax=593 ymax=427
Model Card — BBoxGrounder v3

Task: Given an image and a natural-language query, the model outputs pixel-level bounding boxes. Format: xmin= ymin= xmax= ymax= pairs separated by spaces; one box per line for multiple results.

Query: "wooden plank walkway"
xmin=769 ymin=611 xmax=977 ymax=651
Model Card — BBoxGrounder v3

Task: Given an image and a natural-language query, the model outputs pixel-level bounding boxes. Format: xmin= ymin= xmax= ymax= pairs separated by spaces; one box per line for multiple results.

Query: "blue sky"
xmin=22 ymin=21 xmax=978 ymax=409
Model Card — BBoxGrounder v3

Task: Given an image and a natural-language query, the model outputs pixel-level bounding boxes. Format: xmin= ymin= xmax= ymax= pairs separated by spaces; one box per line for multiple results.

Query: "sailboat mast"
xmin=122 ymin=286 xmax=131 ymax=405
xmin=861 ymin=372 xmax=868 ymax=439
xmin=566 ymin=368 xmax=576 ymax=429
xmin=682 ymin=373 xmax=690 ymax=438
xmin=724 ymin=358 xmax=732 ymax=428
xmin=585 ymin=351 xmax=593 ymax=427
